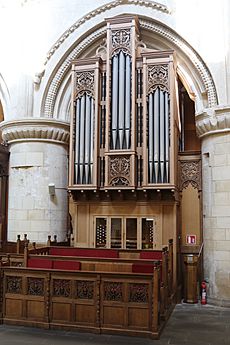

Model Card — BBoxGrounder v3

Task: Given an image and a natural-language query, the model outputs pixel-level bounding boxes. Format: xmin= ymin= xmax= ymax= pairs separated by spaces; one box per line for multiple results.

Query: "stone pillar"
xmin=196 ymin=107 xmax=230 ymax=306
xmin=0 ymin=119 xmax=70 ymax=243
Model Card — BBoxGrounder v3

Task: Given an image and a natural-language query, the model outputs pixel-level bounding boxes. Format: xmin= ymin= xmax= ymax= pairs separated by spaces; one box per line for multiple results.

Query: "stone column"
xmin=0 ymin=119 xmax=70 ymax=243
xmin=196 ymin=106 xmax=230 ymax=306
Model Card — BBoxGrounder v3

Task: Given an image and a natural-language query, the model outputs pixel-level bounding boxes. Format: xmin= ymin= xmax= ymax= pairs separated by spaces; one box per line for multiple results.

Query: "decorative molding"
xmin=43 ymin=26 xmax=106 ymax=117
xmin=44 ymin=0 xmax=169 ymax=65
xmin=180 ymin=160 xmax=201 ymax=191
xmin=0 ymin=118 xmax=70 ymax=145
xmin=42 ymin=17 xmax=217 ymax=118
xmin=148 ymin=64 xmax=169 ymax=94
xmin=196 ymin=106 xmax=230 ymax=138
xmin=139 ymin=19 xmax=217 ymax=108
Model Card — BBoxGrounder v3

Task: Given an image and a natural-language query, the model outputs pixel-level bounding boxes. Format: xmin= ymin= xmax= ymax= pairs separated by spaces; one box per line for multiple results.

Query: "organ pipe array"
xmin=74 ymin=93 xmax=94 ymax=185
xmin=69 ymin=16 xmax=178 ymax=191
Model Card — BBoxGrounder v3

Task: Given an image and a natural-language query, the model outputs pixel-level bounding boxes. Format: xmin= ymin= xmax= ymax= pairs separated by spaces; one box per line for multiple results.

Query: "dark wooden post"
xmin=24 ymin=241 xmax=28 ymax=267
xmin=47 ymin=236 xmax=51 ymax=246
xmin=152 ymin=264 xmax=160 ymax=335
xmin=16 ymin=235 xmax=21 ymax=254
xmin=168 ymin=239 xmax=173 ymax=297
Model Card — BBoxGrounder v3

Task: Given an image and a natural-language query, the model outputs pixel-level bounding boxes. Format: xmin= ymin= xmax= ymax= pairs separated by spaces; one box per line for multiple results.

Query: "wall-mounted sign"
xmin=186 ymin=235 xmax=196 ymax=244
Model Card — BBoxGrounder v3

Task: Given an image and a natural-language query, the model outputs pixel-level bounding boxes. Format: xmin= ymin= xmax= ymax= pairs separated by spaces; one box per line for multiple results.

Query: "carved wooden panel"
xmin=76 ymin=280 xmax=94 ymax=299
xmin=75 ymin=70 xmax=95 ymax=98
xmin=27 ymin=277 xmax=44 ymax=296
xmin=6 ymin=276 xmax=22 ymax=294
xmin=108 ymin=155 xmax=131 ymax=186
xmin=180 ymin=160 xmax=201 ymax=190
xmin=129 ymin=283 xmax=149 ymax=303
xmin=104 ymin=282 xmax=123 ymax=301
xmin=148 ymin=64 xmax=169 ymax=93
xmin=53 ymin=279 xmax=71 ymax=297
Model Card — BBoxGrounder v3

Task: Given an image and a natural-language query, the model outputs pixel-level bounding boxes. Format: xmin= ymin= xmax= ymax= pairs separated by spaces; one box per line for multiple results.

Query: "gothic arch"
xmin=40 ymin=3 xmax=218 ymax=121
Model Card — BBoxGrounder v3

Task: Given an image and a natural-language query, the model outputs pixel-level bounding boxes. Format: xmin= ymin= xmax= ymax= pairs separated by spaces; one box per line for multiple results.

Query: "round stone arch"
xmin=39 ymin=4 xmax=218 ymax=122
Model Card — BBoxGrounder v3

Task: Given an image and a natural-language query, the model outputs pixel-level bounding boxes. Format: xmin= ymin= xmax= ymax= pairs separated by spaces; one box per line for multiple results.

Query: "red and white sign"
xmin=186 ymin=235 xmax=196 ymax=244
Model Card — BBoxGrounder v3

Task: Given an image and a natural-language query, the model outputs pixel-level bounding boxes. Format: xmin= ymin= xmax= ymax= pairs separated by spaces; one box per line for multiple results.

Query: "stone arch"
xmin=40 ymin=3 xmax=218 ymax=121
xmin=0 ymin=73 xmax=10 ymax=122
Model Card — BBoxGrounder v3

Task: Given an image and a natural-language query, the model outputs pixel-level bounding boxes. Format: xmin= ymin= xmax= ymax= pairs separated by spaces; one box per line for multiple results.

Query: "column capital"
xmin=0 ymin=118 xmax=70 ymax=145
xmin=196 ymin=105 xmax=230 ymax=138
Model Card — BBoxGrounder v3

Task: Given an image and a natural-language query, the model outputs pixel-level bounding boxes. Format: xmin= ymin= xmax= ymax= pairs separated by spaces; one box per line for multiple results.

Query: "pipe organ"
xmin=69 ymin=16 xmax=179 ymax=192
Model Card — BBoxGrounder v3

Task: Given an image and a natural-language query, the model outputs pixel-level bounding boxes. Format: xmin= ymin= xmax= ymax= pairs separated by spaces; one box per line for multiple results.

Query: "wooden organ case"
xmin=69 ymin=15 xmax=181 ymax=270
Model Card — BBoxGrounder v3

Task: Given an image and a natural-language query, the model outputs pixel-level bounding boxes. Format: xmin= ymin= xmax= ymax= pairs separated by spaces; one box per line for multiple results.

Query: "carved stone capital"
xmin=0 ymin=118 xmax=70 ymax=145
xmin=196 ymin=106 xmax=230 ymax=138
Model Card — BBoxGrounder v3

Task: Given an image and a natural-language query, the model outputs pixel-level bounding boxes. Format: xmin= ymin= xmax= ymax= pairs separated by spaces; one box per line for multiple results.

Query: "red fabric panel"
xmin=53 ymin=260 xmax=81 ymax=270
xmin=139 ymin=251 xmax=162 ymax=260
xmin=49 ymin=248 xmax=72 ymax=256
xmin=132 ymin=263 xmax=155 ymax=274
xmin=49 ymin=247 xmax=118 ymax=258
xmin=28 ymin=258 xmax=53 ymax=269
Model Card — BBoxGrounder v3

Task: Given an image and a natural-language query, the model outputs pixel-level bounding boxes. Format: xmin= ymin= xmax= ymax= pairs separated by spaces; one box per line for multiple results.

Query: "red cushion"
xmin=132 ymin=263 xmax=155 ymax=274
xmin=49 ymin=247 xmax=118 ymax=258
xmin=140 ymin=251 xmax=162 ymax=260
xmin=28 ymin=258 xmax=53 ymax=269
xmin=53 ymin=260 xmax=81 ymax=270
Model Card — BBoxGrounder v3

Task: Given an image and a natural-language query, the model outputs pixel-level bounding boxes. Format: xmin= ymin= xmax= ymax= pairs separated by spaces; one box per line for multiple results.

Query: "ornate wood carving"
xmin=180 ymin=160 xmax=201 ymax=190
xmin=104 ymin=282 xmax=123 ymax=301
xmin=76 ymin=280 xmax=94 ymax=299
xmin=27 ymin=277 xmax=44 ymax=296
xmin=108 ymin=155 xmax=131 ymax=186
xmin=53 ymin=279 xmax=71 ymax=297
xmin=75 ymin=71 xmax=95 ymax=98
xmin=148 ymin=64 xmax=169 ymax=94
xmin=6 ymin=276 xmax=22 ymax=294
xmin=111 ymin=29 xmax=131 ymax=55
xmin=129 ymin=283 xmax=149 ymax=303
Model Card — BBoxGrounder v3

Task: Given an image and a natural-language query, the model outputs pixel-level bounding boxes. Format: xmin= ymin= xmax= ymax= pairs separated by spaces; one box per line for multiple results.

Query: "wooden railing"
xmin=0 ymin=265 xmax=165 ymax=338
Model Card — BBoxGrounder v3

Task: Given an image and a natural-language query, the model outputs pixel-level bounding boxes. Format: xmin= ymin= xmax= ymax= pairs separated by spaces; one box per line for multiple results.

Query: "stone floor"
xmin=0 ymin=303 xmax=230 ymax=344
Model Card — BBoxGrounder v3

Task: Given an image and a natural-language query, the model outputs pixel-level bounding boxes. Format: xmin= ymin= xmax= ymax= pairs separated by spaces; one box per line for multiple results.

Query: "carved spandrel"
xmin=148 ymin=64 xmax=169 ymax=94
xmin=108 ymin=155 xmax=131 ymax=186
xmin=111 ymin=29 xmax=131 ymax=55
xmin=180 ymin=160 xmax=201 ymax=190
xmin=75 ymin=70 xmax=95 ymax=98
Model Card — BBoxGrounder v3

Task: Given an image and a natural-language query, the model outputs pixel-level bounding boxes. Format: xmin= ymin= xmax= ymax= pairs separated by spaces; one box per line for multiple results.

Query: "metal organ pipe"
xmin=79 ymin=94 xmax=86 ymax=184
xmin=75 ymin=98 xmax=81 ymax=184
xmin=112 ymin=55 xmax=118 ymax=149
xmin=153 ymin=88 xmax=159 ymax=183
xmin=148 ymin=93 xmax=154 ymax=183
xmin=159 ymin=90 xmax=165 ymax=182
xmin=125 ymin=55 xmax=131 ymax=149
xmin=84 ymin=95 xmax=91 ymax=184
xmin=165 ymin=93 xmax=169 ymax=182
xmin=118 ymin=51 xmax=125 ymax=149
xmin=90 ymin=98 xmax=94 ymax=184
